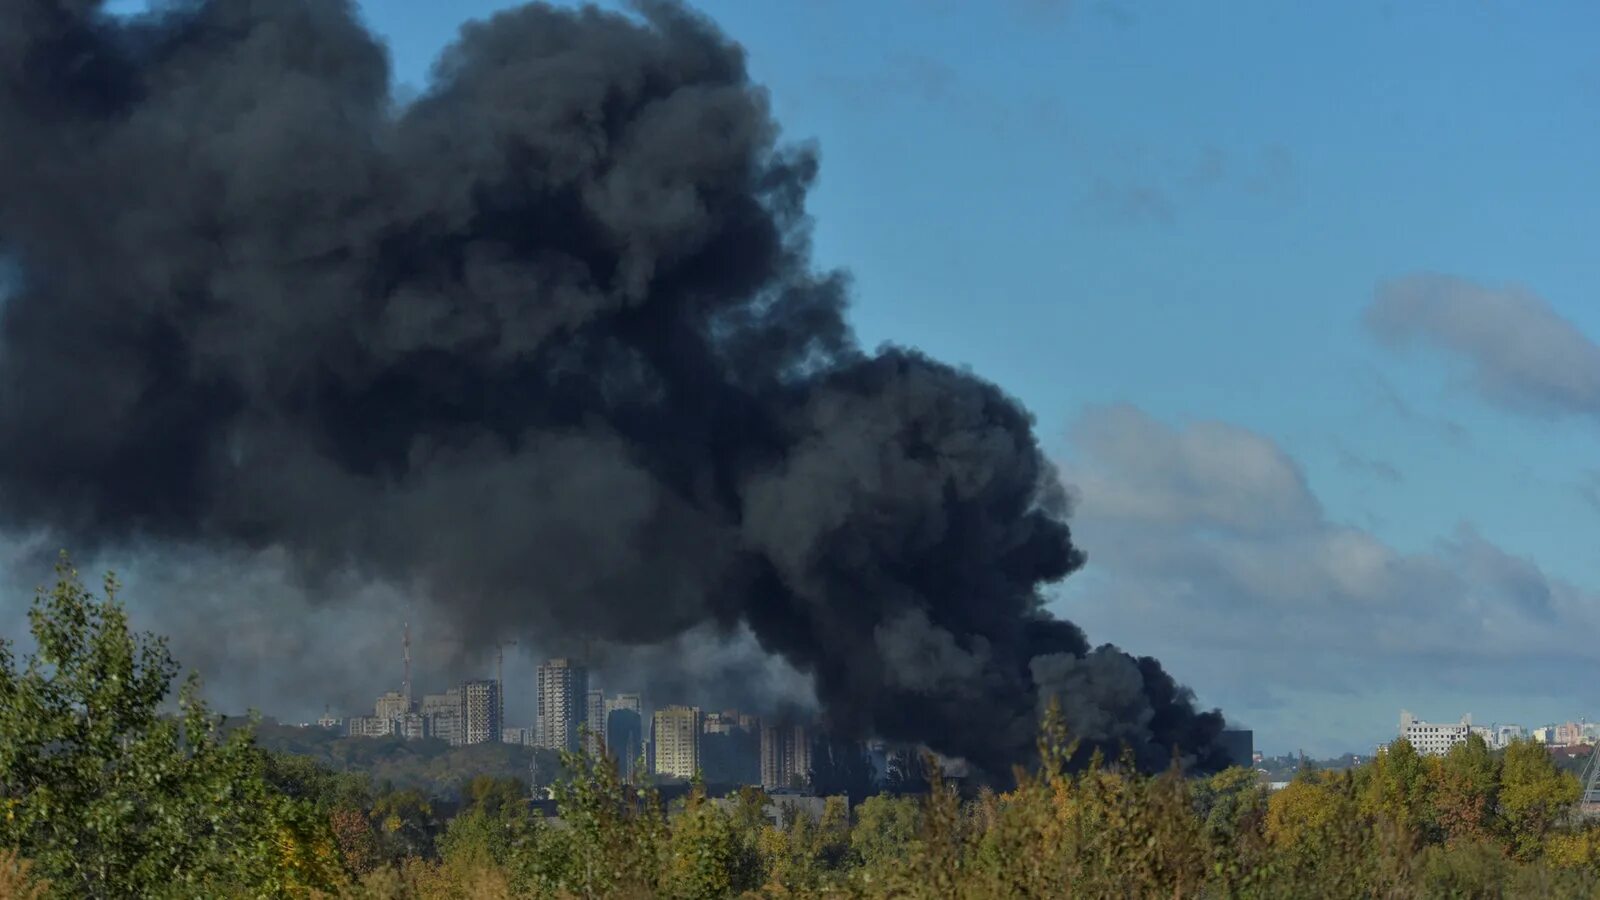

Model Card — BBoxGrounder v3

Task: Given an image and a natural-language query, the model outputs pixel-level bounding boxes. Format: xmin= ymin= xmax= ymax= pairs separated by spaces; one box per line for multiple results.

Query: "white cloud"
xmin=1055 ymin=404 xmax=1600 ymax=753
xmin=1366 ymin=274 xmax=1600 ymax=420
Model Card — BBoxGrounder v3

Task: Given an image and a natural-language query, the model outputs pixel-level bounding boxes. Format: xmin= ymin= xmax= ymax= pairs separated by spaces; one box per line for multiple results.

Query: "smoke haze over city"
xmin=2 ymin=0 xmax=1596 ymax=762
xmin=0 ymin=0 xmax=1231 ymax=774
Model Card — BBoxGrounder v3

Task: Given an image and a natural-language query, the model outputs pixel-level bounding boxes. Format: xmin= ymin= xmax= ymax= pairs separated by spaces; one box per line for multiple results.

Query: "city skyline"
xmin=26 ymin=0 xmax=1595 ymax=761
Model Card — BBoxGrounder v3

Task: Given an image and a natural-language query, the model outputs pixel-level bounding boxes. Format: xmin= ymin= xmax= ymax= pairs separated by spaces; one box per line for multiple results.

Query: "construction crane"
xmin=1581 ymin=738 xmax=1600 ymax=818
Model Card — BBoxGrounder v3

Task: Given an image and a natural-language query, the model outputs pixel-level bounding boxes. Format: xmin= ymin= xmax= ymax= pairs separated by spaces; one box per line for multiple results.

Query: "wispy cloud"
xmin=1361 ymin=369 xmax=1471 ymax=446
xmin=1334 ymin=442 xmax=1404 ymax=484
xmin=1366 ymin=274 xmax=1600 ymax=421
xmin=1086 ymin=143 xmax=1299 ymax=227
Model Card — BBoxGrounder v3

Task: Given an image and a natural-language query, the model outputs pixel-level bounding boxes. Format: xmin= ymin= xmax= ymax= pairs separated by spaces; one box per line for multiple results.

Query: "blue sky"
xmin=99 ymin=0 xmax=1600 ymax=756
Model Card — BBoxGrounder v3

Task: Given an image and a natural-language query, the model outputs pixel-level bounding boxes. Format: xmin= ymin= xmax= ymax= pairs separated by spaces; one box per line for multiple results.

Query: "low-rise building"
xmin=1399 ymin=711 xmax=1471 ymax=756
xmin=347 ymin=715 xmax=391 ymax=738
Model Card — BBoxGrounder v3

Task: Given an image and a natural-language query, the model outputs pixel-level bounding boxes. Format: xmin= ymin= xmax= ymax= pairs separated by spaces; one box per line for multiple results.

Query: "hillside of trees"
xmin=240 ymin=720 xmax=567 ymax=801
xmin=5 ymin=559 xmax=1600 ymax=897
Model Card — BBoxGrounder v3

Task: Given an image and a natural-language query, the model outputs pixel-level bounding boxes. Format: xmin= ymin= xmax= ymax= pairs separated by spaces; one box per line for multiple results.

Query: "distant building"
xmin=422 ymin=689 xmax=463 ymax=746
xmin=460 ymin=679 xmax=501 ymax=746
xmin=709 ymin=794 xmax=830 ymax=827
xmin=396 ymin=712 xmax=428 ymax=741
xmin=584 ymin=688 xmax=607 ymax=755
xmin=375 ymin=690 xmax=411 ymax=722
xmin=1219 ymin=730 xmax=1254 ymax=769
xmin=347 ymin=715 xmax=391 ymax=738
xmin=704 ymin=712 xmax=736 ymax=735
xmin=607 ymin=708 xmax=644 ymax=781
xmin=606 ymin=692 xmax=642 ymax=717
xmin=1496 ymin=724 xmax=1526 ymax=747
xmin=502 ymin=727 xmax=531 ymax=746
xmin=1555 ymin=722 xmax=1585 ymax=747
xmin=316 ymin=709 xmax=341 ymax=730
xmin=536 ymin=658 xmax=588 ymax=753
xmin=761 ymin=722 xmax=811 ymax=790
xmin=1400 ymin=711 xmax=1471 ymax=756
xmin=653 ymin=706 xmax=703 ymax=779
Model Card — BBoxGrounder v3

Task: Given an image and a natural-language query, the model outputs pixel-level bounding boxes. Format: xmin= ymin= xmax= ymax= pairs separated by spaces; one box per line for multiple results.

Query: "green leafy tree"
xmin=0 ymin=556 xmax=342 ymax=897
xmin=851 ymin=793 xmax=921 ymax=871
xmin=1359 ymin=738 xmax=1430 ymax=839
xmin=1499 ymin=738 xmax=1580 ymax=860
xmin=1429 ymin=733 xmax=1500 ymax=844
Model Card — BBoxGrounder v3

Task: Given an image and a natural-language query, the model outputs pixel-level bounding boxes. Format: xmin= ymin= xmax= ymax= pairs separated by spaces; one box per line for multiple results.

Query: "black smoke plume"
xmin=0 ymin=0 xmax=1226 ymax=775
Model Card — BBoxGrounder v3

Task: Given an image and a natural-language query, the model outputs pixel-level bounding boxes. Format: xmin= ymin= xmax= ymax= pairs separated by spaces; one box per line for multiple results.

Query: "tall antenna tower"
xmin=496 ymin=639 xmax=518 ymax=727
xmin=402 ymin=616 xmax=413 ymax=711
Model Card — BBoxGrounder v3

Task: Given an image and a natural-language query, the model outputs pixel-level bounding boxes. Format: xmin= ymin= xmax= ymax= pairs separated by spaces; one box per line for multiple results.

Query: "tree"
xmin=1429 ymin=734 xmax=1499 ymax=844
xmin=1359 ymin=739 xmax=1430 ymax=838
xmin=1499 ymin=738 xmax=1580 ymax=860
xmin=0 ymin=556 xmax=342 ymax=897
xmin=851 ymin=793 xmax=921 ymax=870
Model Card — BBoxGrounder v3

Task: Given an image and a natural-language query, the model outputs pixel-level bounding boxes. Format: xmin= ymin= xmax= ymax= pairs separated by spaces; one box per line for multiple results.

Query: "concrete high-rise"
xmin=761 ymin=722 xmax=812 ymax=790
xmin=396 ymin=712 xmax=427 ymax=741
xmin=606 ymin=708 xmax=644 ymax=781
xmin=460 ymin=679 xmax=501 ymax=746
xmin=375 ymin=690 xmax=410 ymax=723
xmin=421 ymin=689 xmax=462 ymax=746
xmin=653 ymin=705 xmax=703 ymax=780
xmin=584 ymin=688 xmax=607 ymax=755
xmin=605 ymin=692 xmax=642 ymax=717
xmin=536 ymin=658 xmax=588 ymax=752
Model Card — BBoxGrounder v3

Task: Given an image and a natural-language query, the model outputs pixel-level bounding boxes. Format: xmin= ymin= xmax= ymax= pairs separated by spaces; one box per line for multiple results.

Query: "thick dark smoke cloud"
xmin=0 ymin=0 xmax=1226 ymax=775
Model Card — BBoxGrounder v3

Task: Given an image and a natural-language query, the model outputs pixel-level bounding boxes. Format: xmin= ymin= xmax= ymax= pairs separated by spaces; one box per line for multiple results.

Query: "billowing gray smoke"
xmin=0 ymin=0 xmax=1226 ymax=775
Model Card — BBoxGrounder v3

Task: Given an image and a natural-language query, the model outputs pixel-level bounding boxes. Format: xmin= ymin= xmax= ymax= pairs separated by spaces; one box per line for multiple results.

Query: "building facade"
xmin=375 ymin=690 xmax=411 ymax=722
xmin=421 ymin=689 xmax=462 ymax=746
xmin=606 ymin=708 xmax=644 ymax=781
xmin=653 ymin=705 xmax=703 ymax=780
xmin=460 ymin=679 xmax=501 ymax=746
xmin=1399 ymin=711 xmax=1471 ymax=756
xmin=584 ymin=688 xmax=607 ymax=755
xmin=347 ymin=715 xmax=391 ymax=738
xmin=396 ymin=712 xmax=428 ymax=741
xmin=536 ymin=658 xmax=588 ymax=753
xmin=760 ymin=722 xmax=811 ymax=790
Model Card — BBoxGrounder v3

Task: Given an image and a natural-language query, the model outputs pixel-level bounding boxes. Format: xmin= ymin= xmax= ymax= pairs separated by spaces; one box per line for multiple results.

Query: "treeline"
xmin=242 ymin=720 xmax=567 ymax=801
xmin=5 ymin=560 xmax=1600 ymax=897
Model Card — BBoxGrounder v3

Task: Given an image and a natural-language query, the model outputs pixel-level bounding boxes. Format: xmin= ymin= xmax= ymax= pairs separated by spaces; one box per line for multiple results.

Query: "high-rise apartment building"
xmin=460 ymin=679 xmax=501 ymax=746
xmin=375 ymin=690 xmax=411 ymax=722
xmin=584 ymin=688 xmax=607 ymax=755
xmin=653 ymin=705 xmax=703 ymax=779
xmin=396 ymin=712 xmax=427 ymax=741
xmin=605 ymin=693 xmax=642 ymax=717
xmin=606 ymin=708 xmax=644 ymax=781
xmin=422 ymin=689 xmax=462 ymax=746
xmin=760 ymin=722 xmax=812 ymax=790
xmin=536 ymin=658 xmax=588 ymax=752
